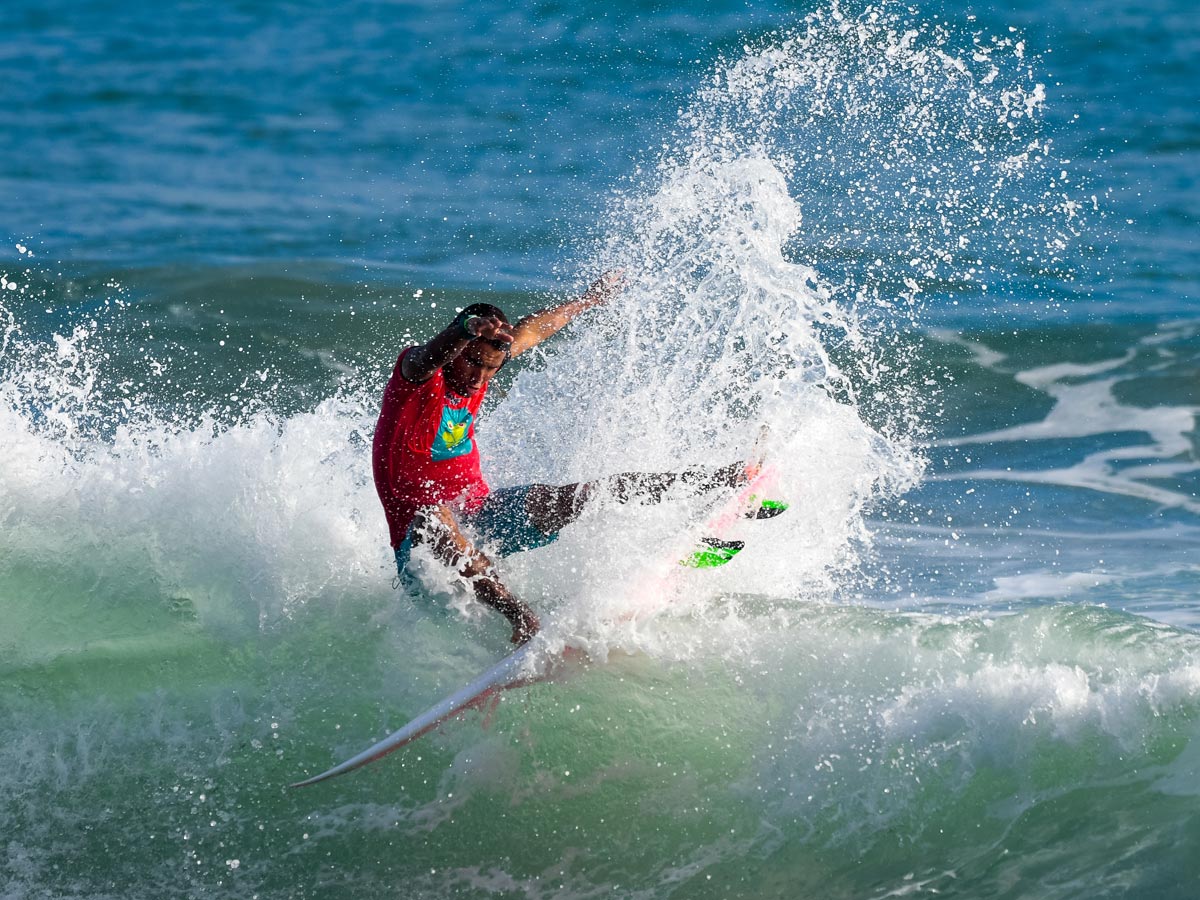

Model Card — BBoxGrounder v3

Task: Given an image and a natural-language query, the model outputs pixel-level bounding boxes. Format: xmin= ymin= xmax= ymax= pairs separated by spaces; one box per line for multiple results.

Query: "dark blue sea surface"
xmin=3 ymin=0 xmax=783 ymax=282
xmin=3 ymin=0 xmax=1194 ymax=309
xmin=2 ymin=1 xmax=1198 ymax=898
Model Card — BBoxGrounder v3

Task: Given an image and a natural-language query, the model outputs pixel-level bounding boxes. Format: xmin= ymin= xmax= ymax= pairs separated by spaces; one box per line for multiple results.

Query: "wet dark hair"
xmin=456 ymin=303 xmax=512 ymax=355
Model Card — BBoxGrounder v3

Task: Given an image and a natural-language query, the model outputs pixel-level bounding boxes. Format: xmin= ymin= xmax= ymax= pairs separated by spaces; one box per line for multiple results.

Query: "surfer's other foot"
xmin=720 ymin=425 xmax=772 ymax=487
xmin=715 ymin=457 xmax=756 ymax=488
xmin=509 ymin=606 xmax=540 ymax=645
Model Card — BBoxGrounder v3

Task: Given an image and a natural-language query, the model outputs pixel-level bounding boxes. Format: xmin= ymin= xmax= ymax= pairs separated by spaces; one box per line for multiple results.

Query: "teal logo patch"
xmin=431 ymin=405 xmax=474 ymax=461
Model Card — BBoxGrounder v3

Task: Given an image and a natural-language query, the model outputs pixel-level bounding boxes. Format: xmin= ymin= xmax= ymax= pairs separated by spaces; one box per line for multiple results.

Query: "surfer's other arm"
xmin=412 ymin=506 xmax=540 ymax=645
xmin=401 ymin=307 xmax=514 ymax=384
xmin=400 ymin=273 xmax=624 ymax=386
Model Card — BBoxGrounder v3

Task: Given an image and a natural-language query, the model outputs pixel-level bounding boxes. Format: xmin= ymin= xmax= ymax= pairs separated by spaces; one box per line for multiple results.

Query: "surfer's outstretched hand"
xmin=472 ymin=574 xmax=540 ymax=644
xmin=491 ymin=591 xmax=540 ymax=644
xmin=470 ymin=571 xmax=540 ymax=644
xmin=581 ymin=268 xmax=625 ymax=308
xmin=507 ymin=604 xmax=541 ymax=645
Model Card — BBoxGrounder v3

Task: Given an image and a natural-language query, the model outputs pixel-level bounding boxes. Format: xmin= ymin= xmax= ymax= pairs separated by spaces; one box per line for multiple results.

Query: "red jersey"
xmin=372 ymin=348 xmax=490 ymax=547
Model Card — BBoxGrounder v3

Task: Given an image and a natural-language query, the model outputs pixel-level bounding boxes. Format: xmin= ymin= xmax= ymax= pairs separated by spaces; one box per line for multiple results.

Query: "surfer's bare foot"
xmin=508 ymin=606 xmax=540 ymax=645
xmin=739 ymin=457 xmax=762 ymax=484
xmin=706 ymin=459 xmax=753 ymax=489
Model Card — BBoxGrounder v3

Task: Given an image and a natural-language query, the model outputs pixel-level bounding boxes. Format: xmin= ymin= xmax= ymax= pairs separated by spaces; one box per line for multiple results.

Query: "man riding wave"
xmin=372 ymin=272 xmax=750 ymax=644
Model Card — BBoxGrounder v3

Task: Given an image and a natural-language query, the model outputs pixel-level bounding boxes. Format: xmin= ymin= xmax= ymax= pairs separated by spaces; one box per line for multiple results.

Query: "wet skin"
xmin=444 ymin=340 xmax=509 ymax=396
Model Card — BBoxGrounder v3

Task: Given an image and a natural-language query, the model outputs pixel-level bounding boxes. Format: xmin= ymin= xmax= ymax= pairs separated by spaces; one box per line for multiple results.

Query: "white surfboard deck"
xmin=291 ymin=639 xmax=577 ymax=788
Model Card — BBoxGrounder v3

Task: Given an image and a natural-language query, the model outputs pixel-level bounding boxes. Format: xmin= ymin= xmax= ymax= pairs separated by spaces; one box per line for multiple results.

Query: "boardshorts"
xmin=393 ymin=484 xmax=561 ymax=578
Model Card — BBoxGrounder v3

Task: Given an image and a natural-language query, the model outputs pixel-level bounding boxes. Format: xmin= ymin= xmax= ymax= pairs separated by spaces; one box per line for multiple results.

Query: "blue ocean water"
xmin=2 ymin=1 xmax=1198 ymax=898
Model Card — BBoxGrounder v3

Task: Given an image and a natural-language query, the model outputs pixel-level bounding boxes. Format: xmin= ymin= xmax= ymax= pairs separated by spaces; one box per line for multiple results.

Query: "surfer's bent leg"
xmin=522 ymin=461 xmax=748 ymax=534
xmin=604 ymin=462 xmax=746 ymax=502
xmin=410 ymin=506 xmax=540 ymax=645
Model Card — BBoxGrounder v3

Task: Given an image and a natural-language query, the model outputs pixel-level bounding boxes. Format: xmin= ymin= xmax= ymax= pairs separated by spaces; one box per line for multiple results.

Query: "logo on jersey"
xmin=431 ymin=405 xmax=474 ymax=460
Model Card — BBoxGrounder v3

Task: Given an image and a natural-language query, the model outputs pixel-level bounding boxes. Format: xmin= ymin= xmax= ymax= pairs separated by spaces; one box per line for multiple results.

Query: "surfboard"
xmin=291 ymin=447 xmax=785 ymax=789
xmin=290 ymin=640 xmax=576 ymax=788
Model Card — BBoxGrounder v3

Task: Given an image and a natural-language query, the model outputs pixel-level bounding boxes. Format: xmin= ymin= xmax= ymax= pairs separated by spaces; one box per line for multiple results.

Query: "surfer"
xmin=373 ymin=271 xmax=749 ymax=644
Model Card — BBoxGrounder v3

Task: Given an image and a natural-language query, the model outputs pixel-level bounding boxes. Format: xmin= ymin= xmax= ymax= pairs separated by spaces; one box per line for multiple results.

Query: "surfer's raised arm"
xmin=400 ymin=270 xmax=622 ymax=384
xmin=507 ymin=269 xmax=624 ymax=357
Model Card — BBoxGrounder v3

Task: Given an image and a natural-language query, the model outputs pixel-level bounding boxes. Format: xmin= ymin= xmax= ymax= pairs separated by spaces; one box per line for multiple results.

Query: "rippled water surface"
xmin=2 ymin=1 xmax=1198 ymax=897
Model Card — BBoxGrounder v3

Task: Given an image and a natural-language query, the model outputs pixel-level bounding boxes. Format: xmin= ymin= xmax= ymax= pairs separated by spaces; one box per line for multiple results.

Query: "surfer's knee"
xmin=605 ymin=470 xmax=684 ymax=504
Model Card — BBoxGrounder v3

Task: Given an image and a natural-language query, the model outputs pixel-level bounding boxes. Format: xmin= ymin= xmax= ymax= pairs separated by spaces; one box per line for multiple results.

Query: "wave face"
xmin=2 ymin=2 xmax=1199 ymax=899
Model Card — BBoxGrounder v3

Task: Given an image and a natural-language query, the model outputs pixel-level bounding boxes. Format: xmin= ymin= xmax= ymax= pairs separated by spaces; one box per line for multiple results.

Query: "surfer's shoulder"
xmin=398 ymin=345 xmax=436 ymax=383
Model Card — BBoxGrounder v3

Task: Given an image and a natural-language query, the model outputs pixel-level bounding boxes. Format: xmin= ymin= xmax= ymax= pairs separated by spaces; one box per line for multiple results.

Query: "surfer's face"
xmin=446 ymin=341 xmax=508 ymax=395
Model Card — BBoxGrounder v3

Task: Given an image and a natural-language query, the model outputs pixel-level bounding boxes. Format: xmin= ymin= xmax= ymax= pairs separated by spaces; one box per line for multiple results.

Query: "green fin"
xmin=682 ymin=537 xmax=745 ymax=568
xmin=746 ymin=498 xmax=789 ymax=520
